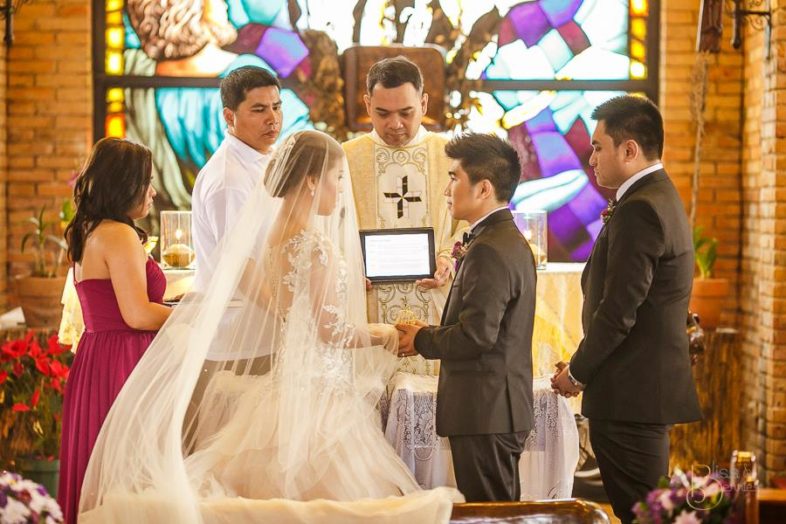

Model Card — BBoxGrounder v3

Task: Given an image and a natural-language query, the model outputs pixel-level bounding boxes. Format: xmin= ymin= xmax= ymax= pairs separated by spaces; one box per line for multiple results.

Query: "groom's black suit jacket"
xmin=415 ymin=209 xmax=536 ymax=437
xmin=570 ymin=170 xmax=701 ymax=424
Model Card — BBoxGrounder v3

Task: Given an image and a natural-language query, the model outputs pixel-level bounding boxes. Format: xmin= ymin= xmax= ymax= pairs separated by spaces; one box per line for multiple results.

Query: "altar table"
xmin=383 ymin=373 xmax=579 ymax=499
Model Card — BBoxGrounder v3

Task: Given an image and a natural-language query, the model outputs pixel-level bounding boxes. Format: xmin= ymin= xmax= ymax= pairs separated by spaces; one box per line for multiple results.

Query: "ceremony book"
xmin=360 ymin=227 xmax=436 ymax=282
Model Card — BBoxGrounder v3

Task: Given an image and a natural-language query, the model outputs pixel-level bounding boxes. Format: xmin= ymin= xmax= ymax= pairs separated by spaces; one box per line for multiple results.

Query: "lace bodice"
xmin=265 ymin=229 xmax=354 ymax=382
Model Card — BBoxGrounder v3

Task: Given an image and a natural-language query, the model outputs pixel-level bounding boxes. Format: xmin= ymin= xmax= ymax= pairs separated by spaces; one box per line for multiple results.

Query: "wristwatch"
xmin=567 ymin=368 xmax=585 ymax=390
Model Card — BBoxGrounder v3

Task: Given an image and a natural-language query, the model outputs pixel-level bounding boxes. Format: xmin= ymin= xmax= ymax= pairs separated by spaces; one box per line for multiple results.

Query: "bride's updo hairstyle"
xmin=264 ymin=130 xmax=344 ymax=198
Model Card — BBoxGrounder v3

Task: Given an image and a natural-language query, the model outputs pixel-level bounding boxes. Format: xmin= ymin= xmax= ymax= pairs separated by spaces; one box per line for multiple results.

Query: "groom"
xmin=397 ymin=133 xmax=536 ymax=502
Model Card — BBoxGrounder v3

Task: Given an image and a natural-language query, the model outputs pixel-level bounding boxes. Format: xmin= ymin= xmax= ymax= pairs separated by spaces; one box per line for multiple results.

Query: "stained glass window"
xmin=94 ymin=0 xmax=658 ymax=262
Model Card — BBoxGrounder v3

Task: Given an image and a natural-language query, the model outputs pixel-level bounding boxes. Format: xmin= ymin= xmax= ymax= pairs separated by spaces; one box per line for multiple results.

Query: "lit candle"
xmin=175 ymin=228 xmax=183 ymax=241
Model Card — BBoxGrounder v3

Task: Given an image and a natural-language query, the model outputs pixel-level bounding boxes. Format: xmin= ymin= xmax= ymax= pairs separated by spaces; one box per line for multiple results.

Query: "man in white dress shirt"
xmin=192 ymin=65 xmax=282 ymax=292
xmin=186 ymin=66 xmax=282 ymax=443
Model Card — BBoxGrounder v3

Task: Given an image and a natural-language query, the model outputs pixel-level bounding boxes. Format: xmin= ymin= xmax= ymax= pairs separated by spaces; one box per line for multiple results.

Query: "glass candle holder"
xmin=159 ymin=211 xmax=195 ymax=269
xmin=513 ymin=210 xmax=547 ymax=269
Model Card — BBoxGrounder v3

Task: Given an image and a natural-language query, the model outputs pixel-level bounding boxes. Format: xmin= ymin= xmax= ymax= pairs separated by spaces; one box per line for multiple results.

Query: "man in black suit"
xmin=552 ymin=95 xmax=701 ymax=523
xmin=397 ymin=133 xmax=536 ymax=502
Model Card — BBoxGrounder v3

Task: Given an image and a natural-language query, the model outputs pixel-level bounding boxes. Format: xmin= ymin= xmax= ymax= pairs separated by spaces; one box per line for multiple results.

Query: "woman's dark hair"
xmin=65 ymin=137 xmax=153 ymax=263
xmin=264 ymin=130 xmax=344 ymax=198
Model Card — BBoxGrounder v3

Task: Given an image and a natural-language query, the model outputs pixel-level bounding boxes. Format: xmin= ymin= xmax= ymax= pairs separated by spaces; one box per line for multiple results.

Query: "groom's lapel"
xmin=441 ymin=209 xmax=512 ymax=325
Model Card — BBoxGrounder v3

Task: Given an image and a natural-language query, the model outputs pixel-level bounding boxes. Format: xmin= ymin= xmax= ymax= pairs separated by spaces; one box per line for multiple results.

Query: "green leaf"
xmin=20 ymin=232 xmax=34 ymax=253
xmin=693 ymin=226 xmax=718 ymax=279
xmin=60 ymin=199 xmax=75 ymax=223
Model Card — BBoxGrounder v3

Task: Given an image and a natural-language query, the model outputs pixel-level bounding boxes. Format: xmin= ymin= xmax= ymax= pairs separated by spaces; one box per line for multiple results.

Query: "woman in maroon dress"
xmin=58 ymin=138 xmax=172 ymax=523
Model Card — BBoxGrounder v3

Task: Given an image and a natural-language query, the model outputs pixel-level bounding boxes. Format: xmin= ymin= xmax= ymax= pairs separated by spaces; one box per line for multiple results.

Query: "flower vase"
xmin=16 ymin=457 xmax=60 ymax=498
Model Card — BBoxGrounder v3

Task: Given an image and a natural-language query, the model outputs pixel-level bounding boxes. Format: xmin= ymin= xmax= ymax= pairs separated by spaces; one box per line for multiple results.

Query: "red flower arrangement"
xmin=0 ymin=331 xmax=72 ymax=466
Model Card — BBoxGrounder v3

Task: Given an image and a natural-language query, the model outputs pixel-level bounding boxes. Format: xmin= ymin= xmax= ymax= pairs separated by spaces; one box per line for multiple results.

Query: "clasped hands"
xmin=550 ymin=361 xmax=583 ymax=398
xmin=395 ymin=320 xmax=426 ymax=358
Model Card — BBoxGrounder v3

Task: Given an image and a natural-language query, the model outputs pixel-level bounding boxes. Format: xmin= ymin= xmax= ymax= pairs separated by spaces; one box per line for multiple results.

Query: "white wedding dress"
xmin=79 ymin=131 xmax=460 ymax=523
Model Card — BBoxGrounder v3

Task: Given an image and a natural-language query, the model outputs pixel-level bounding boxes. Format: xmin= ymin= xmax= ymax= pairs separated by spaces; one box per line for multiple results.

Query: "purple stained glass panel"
xmin=487 ymin=90 xmax=624 ymax=262
xmin=508 ymin=3 xmax=552 ymax=47
xmin=483 ymin=0 xmax=637 ymax=81
xmin=256 ymin=27 xmax=309 ymax=78
xmin=567 ymin=184 xmax=607 ymax=227
xmin=529 ymin=132 xmax=582 ymax=177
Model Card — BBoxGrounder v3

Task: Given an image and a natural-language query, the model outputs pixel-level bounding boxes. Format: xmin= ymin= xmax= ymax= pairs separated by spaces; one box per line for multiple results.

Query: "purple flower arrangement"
xmin=0 ymin=471 xmax=63 ymax=524
xmin=633 ymin=468 xmax=741 ymax=524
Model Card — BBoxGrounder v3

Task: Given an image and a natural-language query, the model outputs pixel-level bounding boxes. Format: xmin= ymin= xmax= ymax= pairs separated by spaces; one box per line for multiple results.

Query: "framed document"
xmin=360 ymin=227 xmax=436 ymax=282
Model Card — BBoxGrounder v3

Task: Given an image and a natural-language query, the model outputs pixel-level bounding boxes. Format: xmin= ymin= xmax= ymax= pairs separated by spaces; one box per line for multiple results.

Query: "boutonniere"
xmin=451 ymin=232 xmax=476 ymax=271
xmin=600 ymin=198 xmax=617 ymax=225
xmin=451 ymin=241 xmax=468 ymax=271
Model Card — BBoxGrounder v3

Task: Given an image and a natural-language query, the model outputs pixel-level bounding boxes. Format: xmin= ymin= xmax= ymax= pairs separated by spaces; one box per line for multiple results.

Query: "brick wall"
xmin=660 ymin=0 xmax=749 ymax=471
xmin=3 ymin=0 xmax=91 ymax=307
xmin=0 ymin=41 xmax=6 ymax=311
xmin=661 ymin=0 xmax=743 ymax=326
xmin=739 ymin=7 xmax=786 ymax=481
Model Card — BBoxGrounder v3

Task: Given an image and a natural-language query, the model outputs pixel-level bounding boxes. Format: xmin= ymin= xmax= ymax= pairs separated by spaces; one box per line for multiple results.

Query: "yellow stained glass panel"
xmin=106 ymin=51 xmax=123 ymax=75
xmin=105 ymin=0 xmax=123 ymax=12
xmin=631 ymin=19 xmax=647 ymax=40
xmin=106 ymin=87 xmax=124 ymax=102
xmin=106 ymin=11 xmax=122 ymax=26
xmin=631 ymin=0 xmax=648 ymax=16
xmin=107 ymin=101 xmax=124 ymax=113
xmin=630 ymin=61 xmax=647 ymax=79
xmin=631 ymin=40 xmax=646 ymax=61
xmin=106 ymin=27 xmax=124 ymax=49
xmin=106 ymin=115 xmax=125 ymax=137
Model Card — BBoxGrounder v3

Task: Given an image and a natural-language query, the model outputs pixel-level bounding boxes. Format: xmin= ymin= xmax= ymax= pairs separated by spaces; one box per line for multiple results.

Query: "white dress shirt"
xmin=191 ymin=134 xmax=272 ymax=361
xmin=615 ymin=162 xmax=663 ymax=201
xmin=469 ymin=205 xmax=510 ymax=233
xmin=192 ymin=134 xmax=272 ymax=291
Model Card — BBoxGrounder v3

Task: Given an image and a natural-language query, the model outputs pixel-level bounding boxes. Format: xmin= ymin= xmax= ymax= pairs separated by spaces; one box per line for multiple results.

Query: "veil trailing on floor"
xmin=79 ymin=130 xmax=458 ymax=523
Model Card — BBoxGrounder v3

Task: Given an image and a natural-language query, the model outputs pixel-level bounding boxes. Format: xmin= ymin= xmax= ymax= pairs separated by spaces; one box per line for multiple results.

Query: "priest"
xmin=343 ymin=56 xmax=464 ymax=375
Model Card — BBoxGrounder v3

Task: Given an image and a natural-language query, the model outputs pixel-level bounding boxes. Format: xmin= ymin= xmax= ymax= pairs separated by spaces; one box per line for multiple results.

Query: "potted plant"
xmin=0 ymin=331 xmax=72 ymax=497
xmin=689 ymin=226 xmax=729 ymax=329
xmin=13 ymin=205 xmax=69 ymax=329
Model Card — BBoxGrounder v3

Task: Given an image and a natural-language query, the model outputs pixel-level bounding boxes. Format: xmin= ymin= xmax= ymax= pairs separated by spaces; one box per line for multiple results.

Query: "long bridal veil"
xmin=79 ymin=130 xmax=458 ymax=523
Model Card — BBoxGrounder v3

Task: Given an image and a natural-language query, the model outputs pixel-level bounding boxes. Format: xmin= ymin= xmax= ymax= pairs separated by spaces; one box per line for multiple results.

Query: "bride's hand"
xmin=367 ymin=323 xmax=399 ymax=354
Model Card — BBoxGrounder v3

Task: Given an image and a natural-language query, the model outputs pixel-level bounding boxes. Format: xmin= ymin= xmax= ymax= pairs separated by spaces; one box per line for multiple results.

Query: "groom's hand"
xmin=551 ymin=362 xmax=582 ymax=397
xmin=416 ymin=257 xmax=451 ymax=290
xmin=395 ymin=322 xmax=426 ymax=357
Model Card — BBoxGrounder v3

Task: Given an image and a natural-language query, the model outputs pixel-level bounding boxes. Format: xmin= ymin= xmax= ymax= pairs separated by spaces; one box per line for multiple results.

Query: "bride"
xmin=78 ymin=130 xmax=460 ymax=523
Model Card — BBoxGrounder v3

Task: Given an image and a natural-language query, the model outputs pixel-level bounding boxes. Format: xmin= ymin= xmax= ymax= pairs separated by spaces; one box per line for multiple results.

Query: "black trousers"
xmin=448 ymin=431 xmax=529 ymax=502
xmin=589 ymin=419 xmax=670 ymax=524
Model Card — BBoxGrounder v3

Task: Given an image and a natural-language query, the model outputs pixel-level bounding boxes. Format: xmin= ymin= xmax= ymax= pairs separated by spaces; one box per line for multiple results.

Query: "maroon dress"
xmin=57 ymin=258 xmax=166 ymax=523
